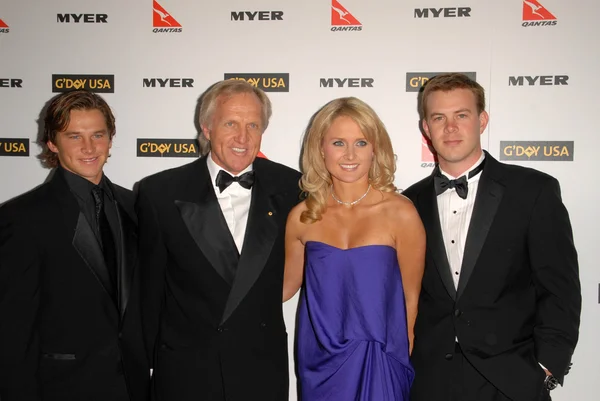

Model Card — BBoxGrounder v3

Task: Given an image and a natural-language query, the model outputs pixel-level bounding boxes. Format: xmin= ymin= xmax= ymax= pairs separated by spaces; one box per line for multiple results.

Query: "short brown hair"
xmin=420 ymin=73 xmax=485 ymax=119
xmin=197 ymin=79 xmax=272 ymax=155
xmin=40 ymin=90 xmax=116 ymax=168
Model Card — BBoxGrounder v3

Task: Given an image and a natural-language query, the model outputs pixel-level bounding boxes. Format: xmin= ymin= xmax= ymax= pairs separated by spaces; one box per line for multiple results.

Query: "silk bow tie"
xmin=434 ymin=161 xmax=485 ymax=200
xmin=215 ymin=170 xmax=255 ymax=193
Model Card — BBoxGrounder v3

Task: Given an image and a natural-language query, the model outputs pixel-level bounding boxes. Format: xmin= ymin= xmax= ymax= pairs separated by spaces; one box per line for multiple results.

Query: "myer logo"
xmin=52 ymin=74 xmax=114 ymax=93
xmin=142 ymin=78 xmax=194 ymax=88
xmin=406 ymin=72 xmax=477 ymax=92
xmin=414 ymin=7 xmax=471 ymax=18
xmin=500 ymin=141 xmax=574 ymax=161
xmin=56 ymin=14 xmax=108 ymax=23
xmin=224 ymin=73 xmax=289 ymax=92
xmin=0 ymin=78 xmax=23 ymax=88
xmin=320 ymin=78 xmax=374 ymax=88
xmin=230 ymin=11 xmax=283 ymax=21
xmin=508 ymin=75 xmax=568 ymax=86
xmin=0 ymin=138 xmax=29 ymax=156
xmin=137 ymin=139 xmax=199 ymax=158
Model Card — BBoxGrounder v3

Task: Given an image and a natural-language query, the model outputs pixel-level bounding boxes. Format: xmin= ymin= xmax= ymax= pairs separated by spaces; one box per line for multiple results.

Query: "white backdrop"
xmin=1 ymin=1 xmax=598 ymax=399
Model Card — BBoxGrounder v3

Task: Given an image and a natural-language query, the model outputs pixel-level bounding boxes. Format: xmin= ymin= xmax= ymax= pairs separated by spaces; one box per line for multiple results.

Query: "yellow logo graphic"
xmin=137 ymin=139 xmax=198 ymax=158
xmin=500 ymin=141 xmax=573 ymax=161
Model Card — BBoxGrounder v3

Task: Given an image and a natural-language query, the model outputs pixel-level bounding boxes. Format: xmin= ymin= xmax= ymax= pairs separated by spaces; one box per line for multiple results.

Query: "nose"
xmin=81 ymin=137 xmax=94 ymax=154
xmin=234 ymin=126 xmax=249 ymax=144
xmin=444 ymin=120 xmax=458 ymax=133
xmin=344 ymin=145 xmax=357 ymax=160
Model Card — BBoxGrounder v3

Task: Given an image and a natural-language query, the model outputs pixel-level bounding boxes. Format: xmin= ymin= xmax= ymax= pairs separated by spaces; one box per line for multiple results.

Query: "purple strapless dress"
xmin=296 ymin=241 xmax=414 ymax=401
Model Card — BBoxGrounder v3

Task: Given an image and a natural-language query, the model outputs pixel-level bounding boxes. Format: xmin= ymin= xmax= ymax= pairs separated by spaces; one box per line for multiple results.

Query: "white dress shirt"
xmin=436 ymin=153 xmax=485 ymax=288
xmin=206 ymin=154 xmax=253 ymax=254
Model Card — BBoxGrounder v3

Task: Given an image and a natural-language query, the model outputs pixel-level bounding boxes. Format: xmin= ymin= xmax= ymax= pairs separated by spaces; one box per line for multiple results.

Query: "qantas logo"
xmin=522 ymin=0 xmax=557 ymax=27
xmin=153 ymin=0 xmax=182 ymax=33
xmin=0 ymin=17 xmax=9 ymax=33
xmin=331 ymin=0 xmax=362 ymax=31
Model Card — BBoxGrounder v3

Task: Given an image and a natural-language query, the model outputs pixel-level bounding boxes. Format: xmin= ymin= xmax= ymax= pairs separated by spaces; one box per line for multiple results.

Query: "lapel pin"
xmin=268 ymin=211 xmax=273 ymax=216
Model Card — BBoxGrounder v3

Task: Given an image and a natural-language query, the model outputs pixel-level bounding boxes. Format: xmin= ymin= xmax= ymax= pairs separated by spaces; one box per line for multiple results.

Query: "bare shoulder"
xmin=286 ymin=200 xmax=309 ymax=227
xmin=379 ymin=191 xmax=421 ymax=226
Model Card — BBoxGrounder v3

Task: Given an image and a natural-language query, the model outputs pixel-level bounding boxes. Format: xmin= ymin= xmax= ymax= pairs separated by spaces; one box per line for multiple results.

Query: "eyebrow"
xmin=429 ymin=108 xmax=473 ymax=117
xmin=61 ymin=129 xmax=108 ymax=135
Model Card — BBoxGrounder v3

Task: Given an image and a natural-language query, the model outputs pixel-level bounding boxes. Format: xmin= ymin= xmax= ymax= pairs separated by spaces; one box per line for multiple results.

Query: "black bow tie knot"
xmin=434 ymin=161 xmax=485 ymax=200
xmin=434 ymin=175 xmax=469 ymax=199
xmin=215 ymin=170 xmax=255 ymax=193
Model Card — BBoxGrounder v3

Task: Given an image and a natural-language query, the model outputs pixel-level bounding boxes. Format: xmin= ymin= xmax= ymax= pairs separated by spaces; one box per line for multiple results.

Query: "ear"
xmin=108 ymin=136 xmax=113 ymax=150
xmin=201 ymin=125 xmax=210 ymax=141
xmin=421 ymin=119 xmax=431 ymax=140
xmin=479 ymin=111 xmax=489 ymax=134
xmin=47 ymin=140 xmax=59 ymax=154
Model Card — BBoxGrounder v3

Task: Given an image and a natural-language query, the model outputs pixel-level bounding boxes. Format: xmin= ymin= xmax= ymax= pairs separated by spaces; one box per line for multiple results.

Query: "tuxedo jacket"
xmin=0 ymin=171 xmax=149 ymax=401
xmin=136 ymin=156 xmax=301 ymax=401
xmin=403 ymin=152 xmax=580 ymax=401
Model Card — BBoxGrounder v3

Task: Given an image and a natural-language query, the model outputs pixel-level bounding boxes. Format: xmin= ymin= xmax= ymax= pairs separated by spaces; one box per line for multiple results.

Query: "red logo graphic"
xmin=331 ymin=0 xmax=361 ymax=26
xmin=0 ymin=18 xmax=8 ymax=28
xmin=153 ymin=0 xmax=181 ymax=27
xmin=522 ymin=0 xmax=556 ymax=21
xmin=421 ymin=137 xmax=437 ymax=163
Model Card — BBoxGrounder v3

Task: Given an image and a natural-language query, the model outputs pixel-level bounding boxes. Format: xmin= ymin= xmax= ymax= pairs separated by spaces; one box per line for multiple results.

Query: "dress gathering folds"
xmin=297 ymin=241 xmax=414 ymax=401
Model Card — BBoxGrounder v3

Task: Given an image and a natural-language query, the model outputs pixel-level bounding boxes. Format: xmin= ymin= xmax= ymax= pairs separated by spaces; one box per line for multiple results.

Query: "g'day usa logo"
xmin=522 ymin=0 xmax=557 ymax=27
xmin=331 ymin=0 xmax=362 ymax=32
xmin=52 ymin=74 xmax=114 ymax=93
xmin=137 ymin=139 xmax=199 ymax=157
xmin=224 ymin=73 xmax=289 ymax=92
xmin=0 ymin=138 xmax=29 ymax=157
xmin=153 ymin=0 xmax=182 ymax=33
xmin=0 ymin=17 xmax=9 ymax=33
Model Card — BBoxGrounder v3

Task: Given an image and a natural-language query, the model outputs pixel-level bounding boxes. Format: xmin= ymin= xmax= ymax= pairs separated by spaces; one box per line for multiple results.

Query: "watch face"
xmin=545 ymin=376 xmax=559 ymax=390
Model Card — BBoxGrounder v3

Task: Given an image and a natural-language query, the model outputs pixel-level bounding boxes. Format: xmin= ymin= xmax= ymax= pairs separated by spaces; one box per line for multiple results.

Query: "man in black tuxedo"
xmin=137 ymin=80 xmax=301 ymax=401
xmin=0 ymin=90 xmax=149 ymax=401
xmin=403 ymin=73 xmax=580 ymax=401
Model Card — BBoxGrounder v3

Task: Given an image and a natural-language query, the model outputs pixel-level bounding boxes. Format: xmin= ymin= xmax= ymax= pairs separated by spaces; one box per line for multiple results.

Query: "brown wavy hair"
xmin=300 ymin=97 xmax=396 ymax=224
xmin=39 ymin=90 xmax=116 ymax=168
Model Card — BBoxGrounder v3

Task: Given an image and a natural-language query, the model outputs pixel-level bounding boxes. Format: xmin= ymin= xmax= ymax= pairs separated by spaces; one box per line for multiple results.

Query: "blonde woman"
xmin=284 ymin=97 xmax=425 ymax=400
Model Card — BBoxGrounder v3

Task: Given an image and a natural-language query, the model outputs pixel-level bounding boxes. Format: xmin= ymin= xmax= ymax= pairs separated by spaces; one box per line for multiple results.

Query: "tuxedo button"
xmin=445 ymin=353 xmax=453 ymax=360
xmin=454 ymin=309 xmax=462 ymax=317
xmin=260 ymin=322 xmax=267 ymax=328
xmin=217 ymin=327 xmax=224 ymax=333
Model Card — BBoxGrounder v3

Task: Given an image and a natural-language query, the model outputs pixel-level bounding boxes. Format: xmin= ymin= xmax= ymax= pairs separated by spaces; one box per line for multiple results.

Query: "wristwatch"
xmin=544 ymin=375 xmax=559 ymax=391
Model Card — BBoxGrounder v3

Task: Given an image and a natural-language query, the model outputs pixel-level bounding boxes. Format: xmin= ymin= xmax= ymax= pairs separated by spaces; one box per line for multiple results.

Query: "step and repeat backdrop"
xmin=1 ymin=0 xmax=598 ymax=399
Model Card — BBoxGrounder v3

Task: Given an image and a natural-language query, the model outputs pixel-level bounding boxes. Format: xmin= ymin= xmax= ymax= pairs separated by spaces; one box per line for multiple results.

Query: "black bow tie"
xmin=215 ymin=170 xmax=255 ymax=193
xmin=434 ymin=161 xmax=485 ymax=200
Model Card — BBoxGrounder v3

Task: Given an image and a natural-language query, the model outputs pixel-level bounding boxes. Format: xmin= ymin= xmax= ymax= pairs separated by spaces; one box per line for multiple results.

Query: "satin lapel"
xmin=456 ymin=161 xmax=505 ymax=300
xmin=72 ymin=213 xmax=116 ymax=300
xmin=220 ymin=178 xmax=278 ymax=324
xmin=418 ymin=176 xmax=457 ymax=300
xmin=174 ymin=158 xmax=238 ymax=286
xmin=48 ymin=171 xmax=116 ymax=302
xmin=114 ymin=201 xmax=137 ymax=320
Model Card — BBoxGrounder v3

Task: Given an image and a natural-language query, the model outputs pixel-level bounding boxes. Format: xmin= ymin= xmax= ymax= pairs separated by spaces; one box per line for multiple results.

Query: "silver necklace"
xmin=331 ymin=184 xmax=371 ymax=206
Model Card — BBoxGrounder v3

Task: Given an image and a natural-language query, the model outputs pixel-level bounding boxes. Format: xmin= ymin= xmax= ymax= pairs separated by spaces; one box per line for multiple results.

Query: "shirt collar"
xmin=59 ymin=165 xmax=113 ymax=201
xmin=439 ymin=152 xmax=485 ymax=182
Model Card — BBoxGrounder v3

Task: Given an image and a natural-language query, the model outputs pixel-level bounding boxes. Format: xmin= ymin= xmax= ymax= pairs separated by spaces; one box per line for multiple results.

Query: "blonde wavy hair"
xmin=300 ymin=97 xmax=396 ymax=224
